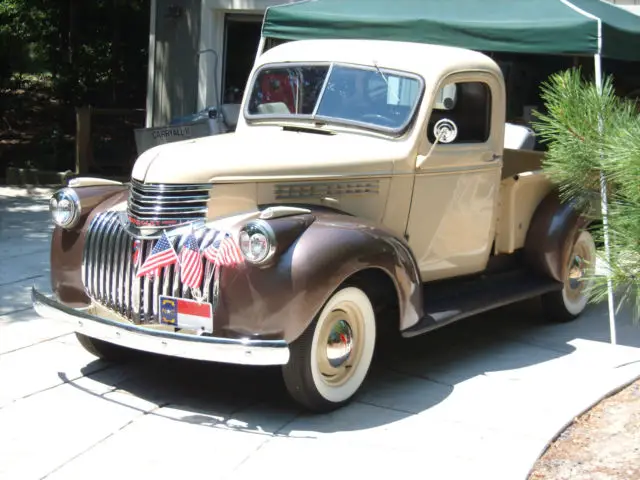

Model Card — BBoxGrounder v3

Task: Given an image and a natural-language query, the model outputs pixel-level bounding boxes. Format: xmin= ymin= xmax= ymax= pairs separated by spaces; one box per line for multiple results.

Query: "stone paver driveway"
xmin=1 ymin=187 xmax=640 ymax=480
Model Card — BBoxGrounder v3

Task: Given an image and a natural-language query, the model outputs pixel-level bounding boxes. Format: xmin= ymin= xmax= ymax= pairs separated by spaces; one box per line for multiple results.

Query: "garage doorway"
xmin=222 ymin=14 xmax=263 ymax=104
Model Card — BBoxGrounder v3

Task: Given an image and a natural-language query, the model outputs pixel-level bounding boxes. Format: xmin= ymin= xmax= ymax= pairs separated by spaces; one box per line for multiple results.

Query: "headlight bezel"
xmin=238 ymin=219 xmax=277 ymax=266
xmin=49 ymin=187 xmax=81 ymax=229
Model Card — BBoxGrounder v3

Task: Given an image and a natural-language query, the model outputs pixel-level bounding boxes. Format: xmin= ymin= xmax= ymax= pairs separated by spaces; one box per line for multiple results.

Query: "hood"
xmin=132 ymin=127 xmax=409 ymax=184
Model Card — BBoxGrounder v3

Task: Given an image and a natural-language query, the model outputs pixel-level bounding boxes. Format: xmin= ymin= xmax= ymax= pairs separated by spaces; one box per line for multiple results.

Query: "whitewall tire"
xmin=542 ymin=230 xmax=597 ymax=322
xmin=282 ymin=286 xmax=377 ymax=412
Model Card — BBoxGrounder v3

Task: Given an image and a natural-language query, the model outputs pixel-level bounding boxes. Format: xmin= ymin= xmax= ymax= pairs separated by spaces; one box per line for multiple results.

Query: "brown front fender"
xmin=523 ymin=190 xmax=588 ymax=282
xmin=214 ymin=211 xmax=424 ymax=344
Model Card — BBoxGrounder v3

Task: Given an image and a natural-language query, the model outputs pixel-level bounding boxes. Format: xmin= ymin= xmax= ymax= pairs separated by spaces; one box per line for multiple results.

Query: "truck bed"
xmin=501 ymin=148 xmax=545 ymax=179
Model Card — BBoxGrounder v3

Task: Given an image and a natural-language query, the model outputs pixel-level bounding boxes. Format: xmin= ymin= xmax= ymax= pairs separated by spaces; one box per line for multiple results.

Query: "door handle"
xmin=485 ymin=153 xmax=502 ymax=162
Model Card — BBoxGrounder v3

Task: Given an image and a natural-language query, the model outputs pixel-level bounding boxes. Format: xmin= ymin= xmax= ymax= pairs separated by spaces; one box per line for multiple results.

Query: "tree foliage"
xmin=533 ymin=68 xmax=640 ymax=321
xmin=0 ymin=0 xmax=149 ymax=106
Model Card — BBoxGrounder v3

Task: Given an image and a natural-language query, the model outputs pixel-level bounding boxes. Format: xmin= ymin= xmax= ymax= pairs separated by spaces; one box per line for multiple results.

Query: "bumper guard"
xmin=31 ymin=287 xmax=290 ymax=366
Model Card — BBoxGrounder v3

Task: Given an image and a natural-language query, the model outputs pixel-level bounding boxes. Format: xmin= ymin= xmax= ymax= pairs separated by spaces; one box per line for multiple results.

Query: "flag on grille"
xmin=202 ymin=231 xmax=244 ymax=268
xmin=180 ymin=232 xmax=204 ymax=289
xmin=219 ymin=232 xmax=244 ymax=267
xmin=202 ymin=232 xmax=220 ymax=265
xmin=136 ymin=231 xmax=178 ymax=278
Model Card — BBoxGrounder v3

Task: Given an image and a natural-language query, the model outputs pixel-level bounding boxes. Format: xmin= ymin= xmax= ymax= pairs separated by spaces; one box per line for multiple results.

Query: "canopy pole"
xmin=255 ymin=37 xmax=266 ymax=60
xmin=594 ymin=53 xmax=617 ymax=345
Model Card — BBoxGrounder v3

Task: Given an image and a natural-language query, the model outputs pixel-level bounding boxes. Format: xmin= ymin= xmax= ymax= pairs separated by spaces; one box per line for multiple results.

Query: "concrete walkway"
xmin=1 ymin=188 xmax=639 ymax=480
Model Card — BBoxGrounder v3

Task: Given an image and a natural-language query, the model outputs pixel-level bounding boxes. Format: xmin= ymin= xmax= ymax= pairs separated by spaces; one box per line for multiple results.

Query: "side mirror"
xmin=417 ymin=118 xmax=458 ymax=169
xmin=433 ymin=118 xmax=458 ymax=144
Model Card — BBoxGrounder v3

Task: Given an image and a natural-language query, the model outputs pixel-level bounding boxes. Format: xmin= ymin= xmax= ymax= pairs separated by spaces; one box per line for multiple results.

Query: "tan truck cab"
xmin=33 ymin=39 xmax=596 ymax=412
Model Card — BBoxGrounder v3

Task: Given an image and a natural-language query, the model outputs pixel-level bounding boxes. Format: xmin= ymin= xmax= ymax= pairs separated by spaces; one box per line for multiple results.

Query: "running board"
xmin=402 ymin=270 xmax=562 ymax=338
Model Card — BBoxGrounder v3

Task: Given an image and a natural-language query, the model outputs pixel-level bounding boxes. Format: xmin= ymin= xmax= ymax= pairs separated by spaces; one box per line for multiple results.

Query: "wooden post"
xmin=75 ymin=106 xmax=91 ymax=174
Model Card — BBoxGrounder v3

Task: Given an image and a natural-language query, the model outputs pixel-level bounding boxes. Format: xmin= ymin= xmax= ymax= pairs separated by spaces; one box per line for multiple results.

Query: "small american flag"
xmin=202 ymin=231 xmax=244 ymax=268
xmin=219 ymin=232 xmax=244 ymax=267
xmin=180 ymin=232 xmax=204 ymax=289
xmin=136 ymin=231 xmax=178 ymax=278
xmin=202 ymin=232 xmax=221 ymax=265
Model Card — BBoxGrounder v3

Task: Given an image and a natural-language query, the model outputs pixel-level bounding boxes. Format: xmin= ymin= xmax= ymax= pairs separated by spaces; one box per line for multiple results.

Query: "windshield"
xmin=245 ymin=63 xmax=423 ymax=133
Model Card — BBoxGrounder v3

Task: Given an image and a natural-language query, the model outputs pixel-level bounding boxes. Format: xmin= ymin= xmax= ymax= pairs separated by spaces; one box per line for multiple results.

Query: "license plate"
xmin=158 ymin=296 xmax=213 ymax=333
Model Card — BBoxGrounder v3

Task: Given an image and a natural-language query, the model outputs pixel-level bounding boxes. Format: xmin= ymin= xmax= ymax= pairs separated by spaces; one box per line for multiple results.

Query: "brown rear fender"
xmin=51 ymin=184 xmax=129 ymax=307
xmin=215 ymin=211 xmax=424 ymax=344
xmin=524 ymin=190 xmax=588 ymax=282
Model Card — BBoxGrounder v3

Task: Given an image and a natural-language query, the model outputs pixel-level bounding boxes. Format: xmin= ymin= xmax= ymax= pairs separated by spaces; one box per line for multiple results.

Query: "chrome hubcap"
xmin=564 ymin=235 xmax=594 ymax=303
xmin=326 ymin=319 xmax=354 ymax=368
xmin=568 ymin=254 xmax=586 ymax=290
xmin=316 ymin=306 xmax=364 ymax=387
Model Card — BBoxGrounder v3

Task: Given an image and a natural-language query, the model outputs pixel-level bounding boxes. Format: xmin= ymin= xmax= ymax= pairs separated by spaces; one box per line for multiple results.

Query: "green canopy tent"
xmin=259 ymin=0 xmax=640 ymax=344
xmin=261 ymin=0 xmax=640 ymax=61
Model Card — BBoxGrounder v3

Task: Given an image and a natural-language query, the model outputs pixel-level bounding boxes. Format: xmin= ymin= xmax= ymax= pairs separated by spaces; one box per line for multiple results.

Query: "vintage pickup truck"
xmin=33 ymin=39 xmax=596 ymax=412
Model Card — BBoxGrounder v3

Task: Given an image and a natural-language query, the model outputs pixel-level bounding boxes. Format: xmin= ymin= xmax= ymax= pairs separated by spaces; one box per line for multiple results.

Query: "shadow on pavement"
xmin=56 ymin=296 xmax=640 ymax=436
xmin=0 ymin=194 xmax=53 ymax=317
xmin=0 ymin=193 xmax=53 ymax=252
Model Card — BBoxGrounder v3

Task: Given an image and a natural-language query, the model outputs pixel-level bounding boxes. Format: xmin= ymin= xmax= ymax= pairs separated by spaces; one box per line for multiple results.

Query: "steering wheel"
xmin=360 ymin=113 xmax=396 ymax=127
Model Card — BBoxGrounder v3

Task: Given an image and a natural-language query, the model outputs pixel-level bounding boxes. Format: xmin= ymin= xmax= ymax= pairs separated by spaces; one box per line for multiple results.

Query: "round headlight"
xmin=239 ymin=220 xmax=276 ymax=265
xmin=50 ymin=188 xmax=81 ymax=229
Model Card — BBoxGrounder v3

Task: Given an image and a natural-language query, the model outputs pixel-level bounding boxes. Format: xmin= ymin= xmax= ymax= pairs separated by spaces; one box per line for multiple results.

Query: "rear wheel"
xmin=75 ymin=333 xmax=133 ymax=362
xmin=542 ymin=230 xmax=597 ymax=322
xmin=282 ymin=286 xmax=377 ymax=412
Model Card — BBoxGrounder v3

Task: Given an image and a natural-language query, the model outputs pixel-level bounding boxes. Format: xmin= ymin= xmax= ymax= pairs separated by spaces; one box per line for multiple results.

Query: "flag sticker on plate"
xmin=159 ymin=296 xmax=213 ymax=333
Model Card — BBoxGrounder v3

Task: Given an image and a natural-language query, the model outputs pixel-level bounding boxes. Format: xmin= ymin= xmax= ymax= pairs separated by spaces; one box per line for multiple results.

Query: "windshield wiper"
xmin=373 ymin=60 xmax=400 ymax=104
xmin=282 ymin=125 xmax=335 ymax=136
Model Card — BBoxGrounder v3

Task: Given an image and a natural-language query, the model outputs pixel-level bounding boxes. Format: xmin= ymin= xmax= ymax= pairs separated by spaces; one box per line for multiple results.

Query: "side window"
xmin=427 ymin=81 xmax=492 ymax=145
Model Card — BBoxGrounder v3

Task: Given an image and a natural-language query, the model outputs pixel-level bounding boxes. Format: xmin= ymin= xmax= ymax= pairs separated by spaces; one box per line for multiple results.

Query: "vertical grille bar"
xmin=96 ymin=216 xmax=108 ymax=302
xmin=115 ymin=226 xmax=126 ymax=313
xmin=103 ymin=214 xmax=119 ymax=307
xmin=110 ymin=215 xmax=123 ymax=308
xmin=172 ymin=235 xmax=185 ymax=298
xmin=131 ymin=239 xmax=145 ymax=323
xmin=143 ymin=259 xmax=152 ymax=323
xmin=123 ymin=233 xmax=133 ymax=318
xmin=152 ymin=261 xmax=162 ymax=318
xmin=171 ymin=262 xmax=181 ymax=298
xmin=162 ymin=263 xmax=173 ymax=298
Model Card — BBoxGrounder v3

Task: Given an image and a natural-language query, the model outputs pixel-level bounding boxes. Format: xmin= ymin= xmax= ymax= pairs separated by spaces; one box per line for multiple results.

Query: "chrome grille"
xmin=82 ymin=211 xmax=218 ymax=325
xmin=127 ymin=179 xmax=212 ymax=228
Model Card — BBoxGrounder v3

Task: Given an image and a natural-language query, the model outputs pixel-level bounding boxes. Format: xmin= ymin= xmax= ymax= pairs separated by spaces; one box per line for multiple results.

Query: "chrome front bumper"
xmin=31 ymin=287 xmax=290 ymax=366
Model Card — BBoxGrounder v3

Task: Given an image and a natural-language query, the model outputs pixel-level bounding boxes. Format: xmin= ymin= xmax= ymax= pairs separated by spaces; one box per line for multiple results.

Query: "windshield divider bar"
xmin=311 ymin=63 xmax=335 ymax=119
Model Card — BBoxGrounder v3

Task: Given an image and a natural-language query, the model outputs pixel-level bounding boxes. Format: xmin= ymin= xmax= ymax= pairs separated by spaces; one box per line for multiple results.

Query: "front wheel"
xmin=541 ymin=230 xmax=597 ymax=322
xmin=282 ymin=286 xmax=377 ymax=412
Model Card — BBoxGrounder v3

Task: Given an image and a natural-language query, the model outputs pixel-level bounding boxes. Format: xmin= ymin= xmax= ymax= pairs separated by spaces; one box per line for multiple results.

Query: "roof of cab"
xmin=254 ymin=39 xmax=502 ymax=81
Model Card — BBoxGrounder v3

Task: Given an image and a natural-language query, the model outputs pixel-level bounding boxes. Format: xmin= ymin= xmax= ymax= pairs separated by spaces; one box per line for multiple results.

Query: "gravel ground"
xmin=529 ymin=378 xmax=640 ymax=480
